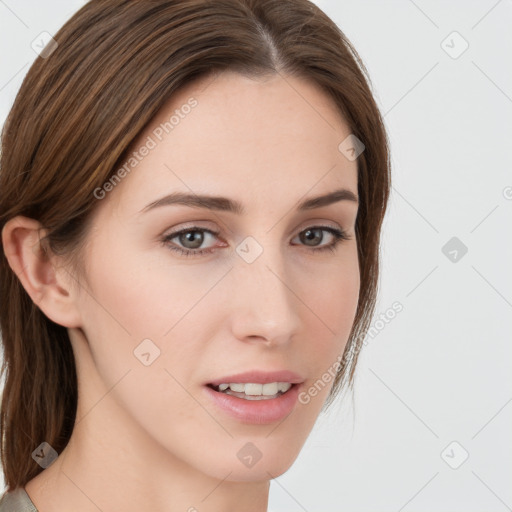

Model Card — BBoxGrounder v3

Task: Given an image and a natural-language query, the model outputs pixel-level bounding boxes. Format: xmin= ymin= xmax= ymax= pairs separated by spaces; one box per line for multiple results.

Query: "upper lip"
xmin=207 ymin=370 xmax=304 ymax=387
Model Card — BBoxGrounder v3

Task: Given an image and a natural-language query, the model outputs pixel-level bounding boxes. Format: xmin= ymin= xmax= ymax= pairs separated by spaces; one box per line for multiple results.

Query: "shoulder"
xmin=0 ymin=487 xmax=38 ymax=511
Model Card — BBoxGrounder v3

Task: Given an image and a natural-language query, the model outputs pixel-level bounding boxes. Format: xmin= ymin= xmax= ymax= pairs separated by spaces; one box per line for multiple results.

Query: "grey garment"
xmin=0 ymin=487 xmax=38 ymax=512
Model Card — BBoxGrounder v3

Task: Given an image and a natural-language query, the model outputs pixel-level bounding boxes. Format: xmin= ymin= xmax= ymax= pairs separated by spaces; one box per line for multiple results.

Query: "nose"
xmin=228 ymin=244 xmax=302 ymax=346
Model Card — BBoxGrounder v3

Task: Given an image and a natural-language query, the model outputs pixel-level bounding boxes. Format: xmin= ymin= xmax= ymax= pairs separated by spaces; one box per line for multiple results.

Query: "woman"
xmin=0 ymin=0 xmax=390 ymax=510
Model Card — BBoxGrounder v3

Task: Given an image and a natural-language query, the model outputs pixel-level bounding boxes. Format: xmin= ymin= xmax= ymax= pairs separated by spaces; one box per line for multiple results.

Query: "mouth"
xmin=206 ymin=381 xmax=296 ymax=400
xmin=203 ymin=380 xmax=303 ymax=424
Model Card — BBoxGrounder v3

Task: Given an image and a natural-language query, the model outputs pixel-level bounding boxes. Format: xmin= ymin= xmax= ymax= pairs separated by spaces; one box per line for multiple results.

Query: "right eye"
xmin=161 ymin=227 xmax=221 ymax=257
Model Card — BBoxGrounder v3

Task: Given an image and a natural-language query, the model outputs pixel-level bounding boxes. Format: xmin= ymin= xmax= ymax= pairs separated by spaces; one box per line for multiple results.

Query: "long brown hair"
xmin=0 ymin=0 xmax=390 ymax=491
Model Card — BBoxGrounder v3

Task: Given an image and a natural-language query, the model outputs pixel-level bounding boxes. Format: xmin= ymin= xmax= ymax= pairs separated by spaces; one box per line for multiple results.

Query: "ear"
xmin=1 ymin=215 xmax=82 ymax=328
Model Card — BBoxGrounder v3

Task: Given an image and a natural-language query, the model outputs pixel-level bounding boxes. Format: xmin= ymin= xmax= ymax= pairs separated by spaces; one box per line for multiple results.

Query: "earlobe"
xmin=1 ymin=215 xmax=82 ymax=328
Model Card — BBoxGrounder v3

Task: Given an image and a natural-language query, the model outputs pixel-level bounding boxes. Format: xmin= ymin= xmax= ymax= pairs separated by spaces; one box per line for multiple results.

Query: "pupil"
xmin=303 ymin=228 xmax=321 ymax=246
xmin=181 ymin=231 xmax=203 ymax=249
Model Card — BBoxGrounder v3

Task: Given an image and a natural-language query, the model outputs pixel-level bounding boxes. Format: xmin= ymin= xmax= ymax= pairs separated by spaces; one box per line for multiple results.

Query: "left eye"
xmin=161 ymin=226 xmax=350 ymax=257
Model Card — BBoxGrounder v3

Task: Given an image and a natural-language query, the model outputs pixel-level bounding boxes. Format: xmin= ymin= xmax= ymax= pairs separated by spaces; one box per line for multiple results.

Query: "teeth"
xmin=262 ymin=382 xmax=278 ymax=395
xmin=245 ymin=383 xmax=263 ymax=395
xmin=277 ymin=382 xmax=292 ymax=393
xmin=216 ymin=382 xmax=292 ymax=395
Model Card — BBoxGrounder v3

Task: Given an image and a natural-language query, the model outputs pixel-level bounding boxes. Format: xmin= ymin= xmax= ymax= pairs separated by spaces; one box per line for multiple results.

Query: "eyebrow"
xmin=139 ymin=187 xmax=358 ymax=215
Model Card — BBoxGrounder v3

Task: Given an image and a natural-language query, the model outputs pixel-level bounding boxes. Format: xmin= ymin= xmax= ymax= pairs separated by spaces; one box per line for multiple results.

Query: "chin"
xmin=221 ymin=458 xmax=296 ymax=483
xmin=196 ymin=437 xmax=303 ymax=482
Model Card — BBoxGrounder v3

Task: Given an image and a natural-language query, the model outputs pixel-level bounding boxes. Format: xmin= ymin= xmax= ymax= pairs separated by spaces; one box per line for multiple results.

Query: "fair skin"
xmin=3 ymin=71 xmax=359 ymax=512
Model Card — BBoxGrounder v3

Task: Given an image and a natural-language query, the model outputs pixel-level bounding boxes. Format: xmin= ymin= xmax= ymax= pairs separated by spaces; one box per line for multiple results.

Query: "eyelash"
xmin=160 ymin=225 xmax=351 ymax=257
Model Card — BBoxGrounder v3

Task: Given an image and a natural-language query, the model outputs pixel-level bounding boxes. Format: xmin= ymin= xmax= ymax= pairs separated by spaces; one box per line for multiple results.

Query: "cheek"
xmin=82 ymin=234 xmax=227 ymax=335
xmin=77 ymin=239 xmax=231 ymax=391
xmin=304 ymin=254 xmax=360 ymax=340
xmin=296 ymin=255 xmax=360 ymax=398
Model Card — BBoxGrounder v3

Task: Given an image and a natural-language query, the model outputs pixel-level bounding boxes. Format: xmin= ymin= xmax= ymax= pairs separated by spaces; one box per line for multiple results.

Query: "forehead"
xmin=99 ymin=70 xmax=358 ymax=217
xmin=149 ymin=70 xmax=351 ymax=151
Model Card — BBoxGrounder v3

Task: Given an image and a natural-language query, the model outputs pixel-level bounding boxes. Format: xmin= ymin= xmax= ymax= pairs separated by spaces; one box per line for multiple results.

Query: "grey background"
xmin=1 ymin=1 xmax=511 ymax=510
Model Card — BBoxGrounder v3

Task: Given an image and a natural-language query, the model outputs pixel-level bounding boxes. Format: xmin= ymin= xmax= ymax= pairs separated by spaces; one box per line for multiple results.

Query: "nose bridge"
xmin=230 ymin=239 xmax=301 ymax=343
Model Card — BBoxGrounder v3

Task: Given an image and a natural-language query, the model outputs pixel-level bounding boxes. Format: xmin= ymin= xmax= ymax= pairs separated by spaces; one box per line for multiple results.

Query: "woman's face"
xmin=71 ymin=70 xmax=360 ymax=481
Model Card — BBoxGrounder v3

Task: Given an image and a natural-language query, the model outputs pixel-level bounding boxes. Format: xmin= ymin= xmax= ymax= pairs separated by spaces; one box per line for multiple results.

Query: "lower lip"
xmin=203 ymin=384 xmax=302 ymax=425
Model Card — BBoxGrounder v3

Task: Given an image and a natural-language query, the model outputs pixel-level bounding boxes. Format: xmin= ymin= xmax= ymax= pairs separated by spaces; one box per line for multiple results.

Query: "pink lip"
xmin=207 ymin=370 xmax=304 ymax=387
xmin=203 ymin=382 xmax=302 ymax=424
xmin=204 ymin=370 xmax=305 ymax=425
